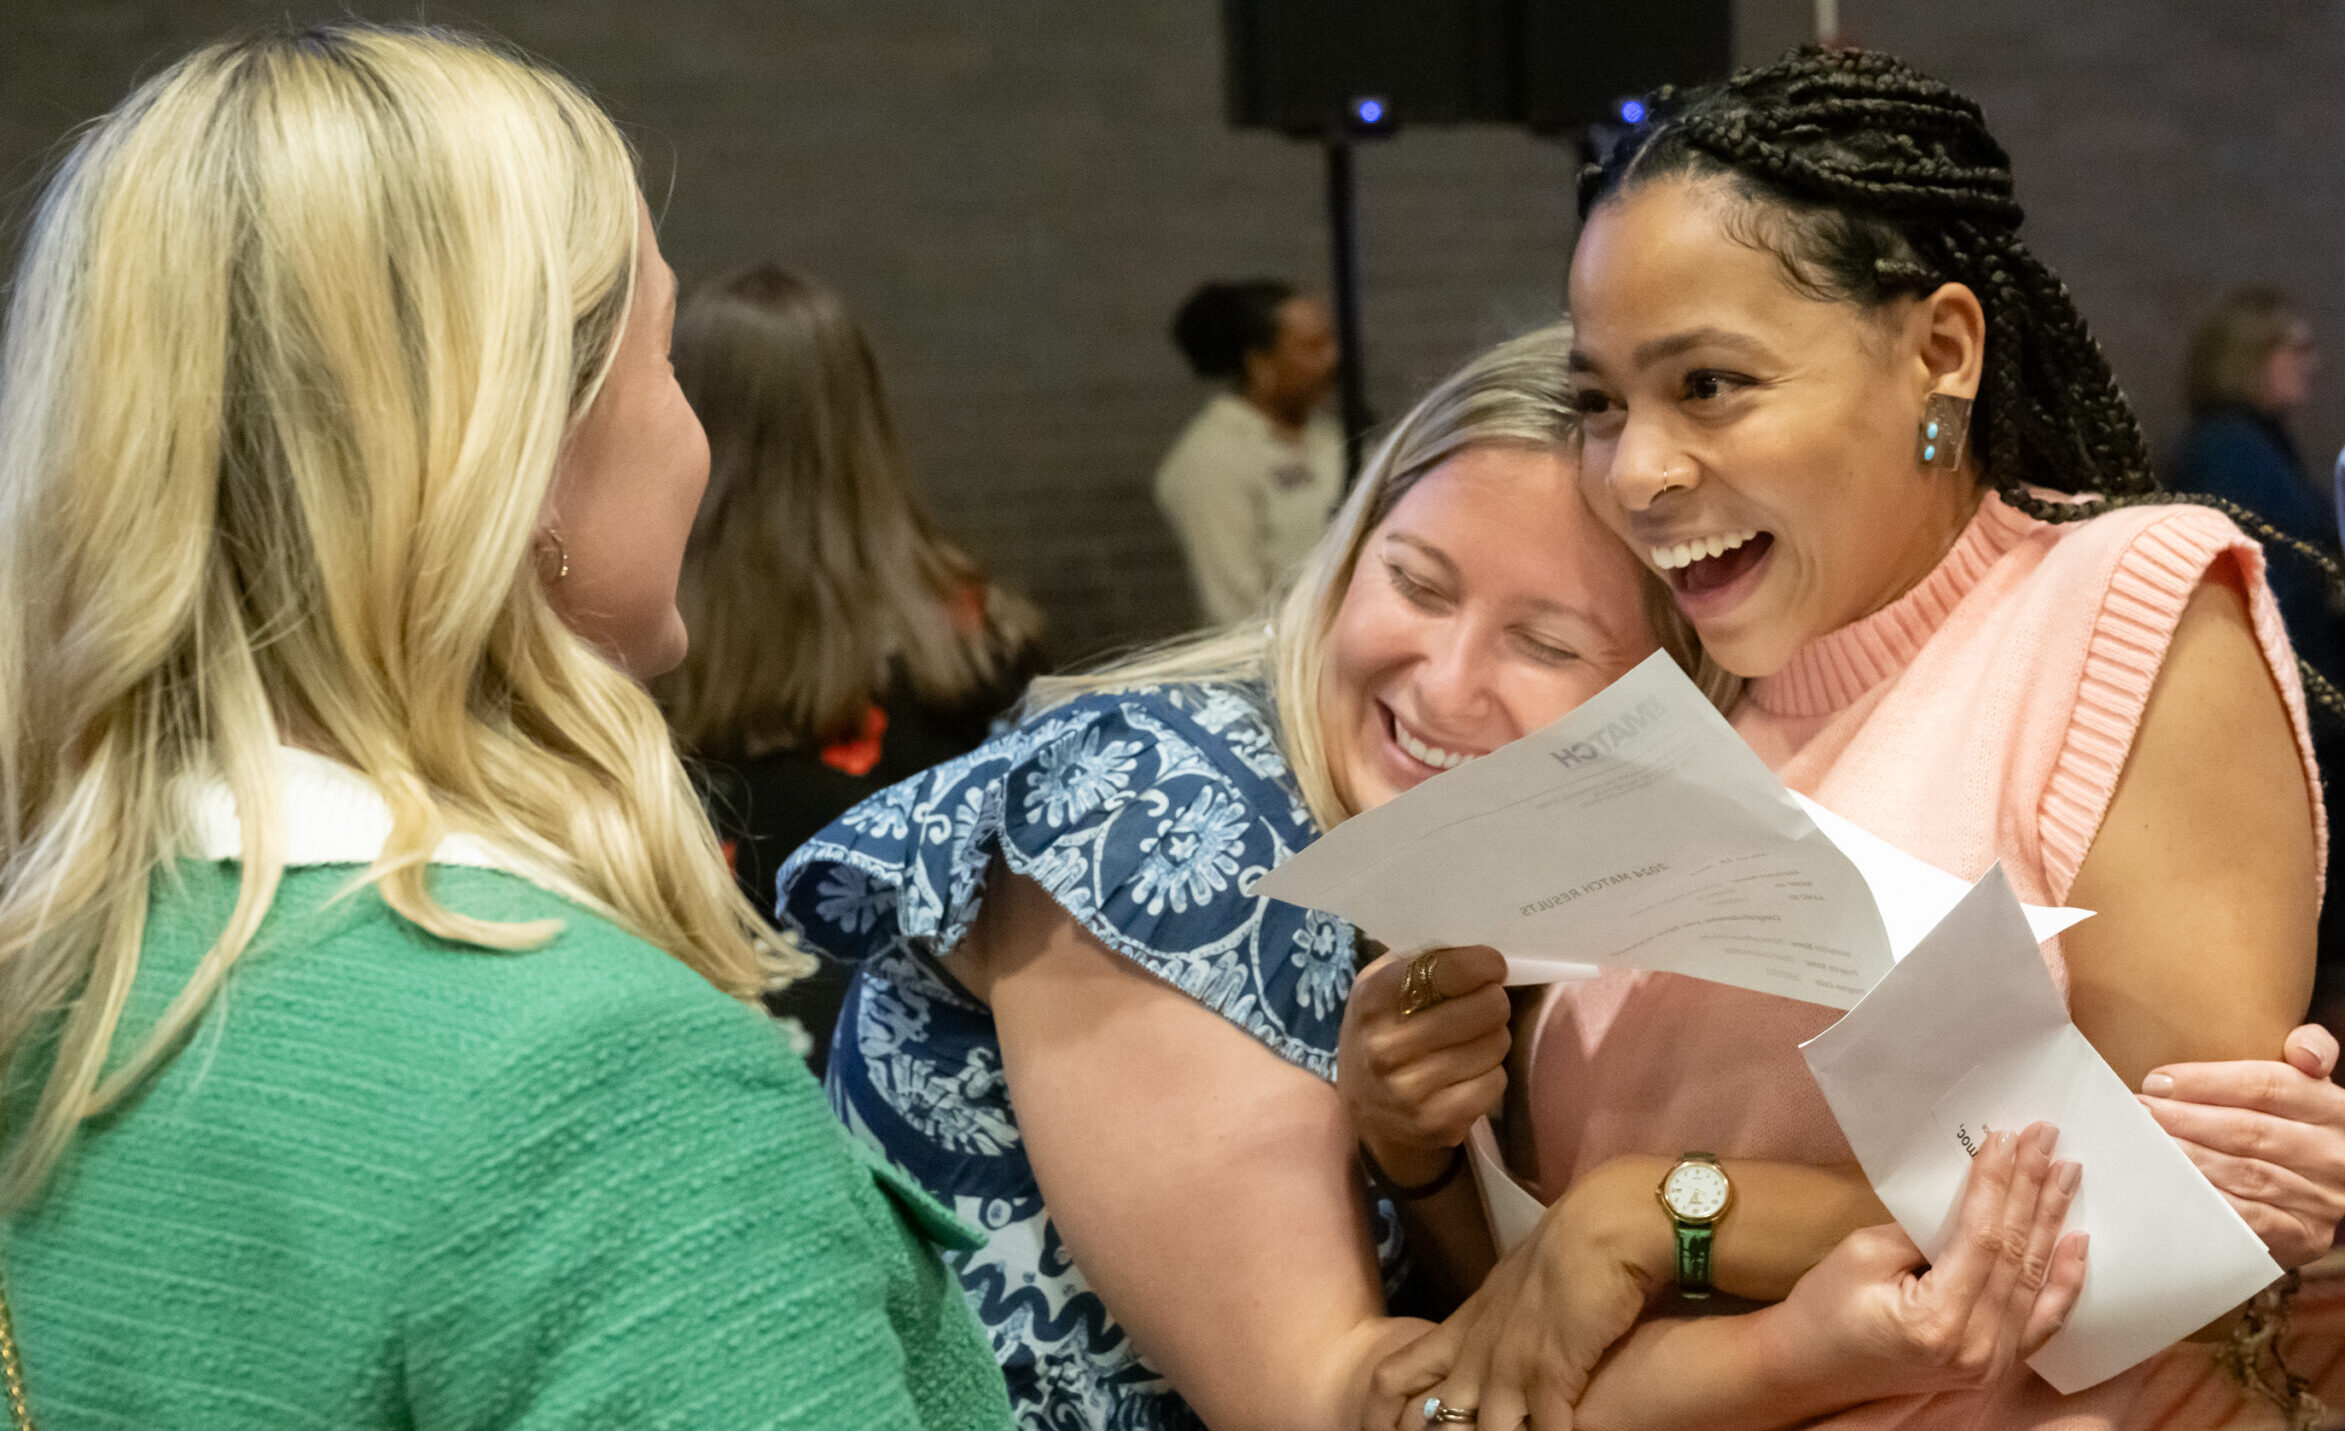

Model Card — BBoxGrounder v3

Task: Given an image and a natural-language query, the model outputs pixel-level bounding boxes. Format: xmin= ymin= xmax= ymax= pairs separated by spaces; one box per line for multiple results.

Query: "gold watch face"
xmin=1662 ymin=1161 xmax=1731 ymax=1223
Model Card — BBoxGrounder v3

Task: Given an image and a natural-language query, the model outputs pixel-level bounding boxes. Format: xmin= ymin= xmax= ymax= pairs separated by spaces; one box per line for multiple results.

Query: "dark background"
xmin=5 ymin=1 xmax=2340 ymax=658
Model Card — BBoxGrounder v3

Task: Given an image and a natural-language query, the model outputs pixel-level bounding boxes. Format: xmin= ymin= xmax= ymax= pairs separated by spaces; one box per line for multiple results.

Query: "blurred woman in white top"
xmin=1154 ymin=279 xmax=1345 ymax=623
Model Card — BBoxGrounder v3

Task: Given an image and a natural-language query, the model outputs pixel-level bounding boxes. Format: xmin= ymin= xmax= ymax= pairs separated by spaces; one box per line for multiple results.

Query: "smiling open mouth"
xmin=1653 ymin=530 xmax=1773 ymax=596
xmin=1384 ymin=704 xmax=1479 ymax=771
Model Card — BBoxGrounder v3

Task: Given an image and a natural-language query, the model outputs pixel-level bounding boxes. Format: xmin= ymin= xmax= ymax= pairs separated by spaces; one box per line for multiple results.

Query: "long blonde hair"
xmin=652 ymin=264 xmax=1042 ymax=757
xmin=0 ymin=24 xmax=788 ymax=1205
xmin=1031 ymin=321 xmax=1735 ymax=828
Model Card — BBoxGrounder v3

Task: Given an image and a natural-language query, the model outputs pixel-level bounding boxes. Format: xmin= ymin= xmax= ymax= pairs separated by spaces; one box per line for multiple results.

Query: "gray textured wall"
xmin=1839 ymin=2 xmax=2345 ymax=478
xmin=0 ymin=2 xmax=1591 ymax=660
xmin=3 ymin=3 xmax=2334 ymax=660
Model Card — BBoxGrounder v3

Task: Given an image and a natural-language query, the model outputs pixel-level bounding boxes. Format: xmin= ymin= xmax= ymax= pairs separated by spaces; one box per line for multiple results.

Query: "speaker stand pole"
xmin=1323 ymin=134 xmax=1372 ymax=486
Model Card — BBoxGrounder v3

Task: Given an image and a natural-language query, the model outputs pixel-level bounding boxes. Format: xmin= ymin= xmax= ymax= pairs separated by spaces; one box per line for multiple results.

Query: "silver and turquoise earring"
xmin=1918 ymin=392 xmax=1973 ymax=472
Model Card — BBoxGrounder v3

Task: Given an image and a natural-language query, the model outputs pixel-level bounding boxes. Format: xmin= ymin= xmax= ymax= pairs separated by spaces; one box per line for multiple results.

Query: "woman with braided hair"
xmin=1353 ymin=46 xmax=2345 ymax=1430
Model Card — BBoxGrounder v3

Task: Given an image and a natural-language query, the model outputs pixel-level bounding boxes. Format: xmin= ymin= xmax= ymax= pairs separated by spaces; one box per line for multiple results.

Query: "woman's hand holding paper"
xmin=1535 ymin=1128 xmax=2086 ymax=1431
xmin=1338 ymin=944 xmax=1510 ymax=1185
xmin=1362 ymin=1131 xmax=2083 ymax=1431
xmin=2137 ymin=1022 xmax=2345 ymax=1269
xmin=1757 ymin=1124 xmax=2088 ymax=1407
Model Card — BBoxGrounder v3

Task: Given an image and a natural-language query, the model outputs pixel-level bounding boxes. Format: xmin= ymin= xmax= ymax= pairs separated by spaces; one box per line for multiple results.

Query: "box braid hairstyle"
xmin=1580 ymin=46 xmax=2345 ymax=718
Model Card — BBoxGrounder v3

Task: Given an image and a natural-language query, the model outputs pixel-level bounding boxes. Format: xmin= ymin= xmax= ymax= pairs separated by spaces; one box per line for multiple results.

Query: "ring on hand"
xmin=1422 ymin=1395 xmax=1477 ymax=1424
xmin=1399 ymin=950 xmax=1444 ymax=1017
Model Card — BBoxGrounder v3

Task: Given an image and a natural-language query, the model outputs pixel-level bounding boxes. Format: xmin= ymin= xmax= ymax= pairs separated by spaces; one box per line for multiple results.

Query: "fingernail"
xmin=2058 ymin=1161 xmax=2081 ymax=1194
xmin=2075 ymin=1232 xmax=2090 ymax=1259
xmin=2142 ymin=1072 xmax=2174 ymax=1097
xmin=2034 ymin=1124 xmax=2059 ymax=1155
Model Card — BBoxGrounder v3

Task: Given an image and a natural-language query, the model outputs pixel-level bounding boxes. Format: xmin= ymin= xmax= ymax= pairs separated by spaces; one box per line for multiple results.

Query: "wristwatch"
xmin=1656 ymin=1151 xmax=1734 ymax=1299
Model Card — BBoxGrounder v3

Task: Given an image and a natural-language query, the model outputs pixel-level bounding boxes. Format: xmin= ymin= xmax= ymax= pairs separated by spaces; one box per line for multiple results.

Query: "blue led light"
xmin=1356 ymin=98 xmax=1385 ymax=125
xmin=1620 ymin=99 xmax=1647 ymax=124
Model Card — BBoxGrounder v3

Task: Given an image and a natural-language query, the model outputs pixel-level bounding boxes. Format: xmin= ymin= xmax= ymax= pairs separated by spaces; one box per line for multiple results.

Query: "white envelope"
xmin=1801 ymin=867 xmax=2281 ymax=1392
xmin=1466 ymin=1117 xmax=1546 ymax=1255
xmin=1793 ymin=793 xmax=2091 ymax=960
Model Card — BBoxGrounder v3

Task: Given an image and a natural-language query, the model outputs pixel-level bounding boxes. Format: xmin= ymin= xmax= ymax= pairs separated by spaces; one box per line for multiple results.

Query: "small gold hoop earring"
xmin=537 ymin=533 xmax=569 ymax=584
xmin=1918 ymin=392 xmax=1974 ymax=473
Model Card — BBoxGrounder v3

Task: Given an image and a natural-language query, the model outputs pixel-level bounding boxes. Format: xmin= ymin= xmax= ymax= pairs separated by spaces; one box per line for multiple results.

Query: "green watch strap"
xmin=1675 ymin=1222 xmax=1714 ymax=1298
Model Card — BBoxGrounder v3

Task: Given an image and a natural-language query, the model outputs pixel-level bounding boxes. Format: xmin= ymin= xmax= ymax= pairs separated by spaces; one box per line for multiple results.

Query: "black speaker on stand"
xmin=1221 ymin=0 xmax=1734 ymax=482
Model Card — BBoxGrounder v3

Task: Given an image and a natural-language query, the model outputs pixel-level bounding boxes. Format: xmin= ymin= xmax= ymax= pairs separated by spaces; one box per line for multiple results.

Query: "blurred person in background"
xmin=653 ymin=264 xmax=1044 ymax=1069
xmin=2171 ymin=287 xmax=2342 ymax=676
xmin=0 ymin=28 xmax=1011 ymax=1429
xmin=1155 ymin=278 xmax=1345 ymax=624
xmin=2172 ymin=287 xmax=2345 ymax=1038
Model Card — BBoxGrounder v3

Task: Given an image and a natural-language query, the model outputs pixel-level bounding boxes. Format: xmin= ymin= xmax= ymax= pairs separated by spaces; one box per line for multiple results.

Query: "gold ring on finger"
xmin=1399 ymin=950 xmax=1444 ymax=1017
xmin=1422 ymin=1395 xmax=1477 ymax=1424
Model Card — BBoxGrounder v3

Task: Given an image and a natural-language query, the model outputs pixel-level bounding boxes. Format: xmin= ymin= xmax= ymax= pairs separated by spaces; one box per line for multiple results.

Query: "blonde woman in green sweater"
xmin=0 ymin=25 xmax=1009 ymax=1431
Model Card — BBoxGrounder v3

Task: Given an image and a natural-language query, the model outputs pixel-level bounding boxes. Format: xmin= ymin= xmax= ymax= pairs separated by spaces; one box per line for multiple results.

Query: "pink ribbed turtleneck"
xmin=1527 ymin=492 xmax=2322 ymax=1429
xmin=1734 ymin=492 xmax=2319 ymax=921
xmin=1743 ymin=491 xmax=2030 ymax=720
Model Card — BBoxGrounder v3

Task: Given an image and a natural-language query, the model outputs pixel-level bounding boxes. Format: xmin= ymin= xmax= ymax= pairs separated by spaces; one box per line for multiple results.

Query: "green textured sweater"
xmin=2 ymin=862 xmax=1013 ymax=1430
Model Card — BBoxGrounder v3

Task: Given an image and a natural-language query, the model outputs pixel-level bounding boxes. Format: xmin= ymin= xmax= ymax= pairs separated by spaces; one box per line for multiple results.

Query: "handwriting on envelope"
xmin=1803 ymin=869 xmax=2280 ymax=1392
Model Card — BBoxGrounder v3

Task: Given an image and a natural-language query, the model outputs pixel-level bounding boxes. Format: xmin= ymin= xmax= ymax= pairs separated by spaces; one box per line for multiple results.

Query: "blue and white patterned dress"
xmin=778 ymin=681 xmax=1403 ymax=1431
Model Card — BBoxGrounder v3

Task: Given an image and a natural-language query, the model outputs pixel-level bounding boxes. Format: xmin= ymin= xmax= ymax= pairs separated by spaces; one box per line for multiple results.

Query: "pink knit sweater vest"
xmin=1527 ymin=493 xmax=2321 ymax=1429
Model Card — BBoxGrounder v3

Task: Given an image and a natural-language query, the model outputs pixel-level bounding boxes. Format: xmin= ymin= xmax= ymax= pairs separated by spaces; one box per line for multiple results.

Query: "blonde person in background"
xmin=0 ymin=26 xmax=1009 ymax=1430
xmin=1155 ymin=279 xmax=1346 ymax=624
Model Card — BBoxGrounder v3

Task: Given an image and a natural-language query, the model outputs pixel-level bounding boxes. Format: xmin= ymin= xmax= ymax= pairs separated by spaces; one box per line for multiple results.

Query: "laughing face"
xmin=1320 ymin=443 xmax=1659 ymax=815
xmin=1564 ymin=176 xmax=1985 ymax=679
